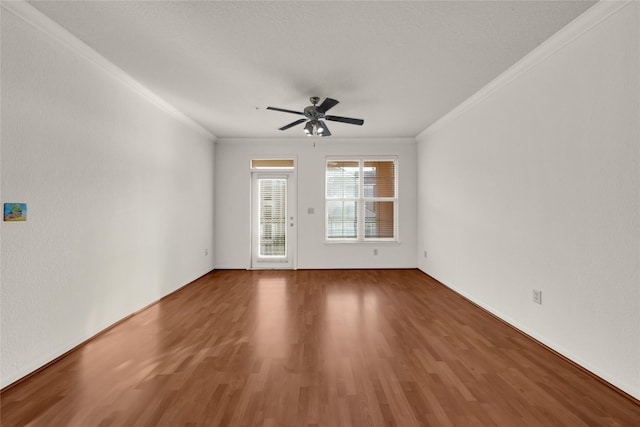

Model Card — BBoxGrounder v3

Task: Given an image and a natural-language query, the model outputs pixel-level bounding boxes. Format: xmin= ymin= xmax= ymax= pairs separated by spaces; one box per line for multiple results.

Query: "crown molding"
xmin=417 ymin=0 xmax=633 ymax=140
xmin=215 ymin=137 xmax=417 ymax=145
xmin=1 ymin=0 xmax=216 ymax=141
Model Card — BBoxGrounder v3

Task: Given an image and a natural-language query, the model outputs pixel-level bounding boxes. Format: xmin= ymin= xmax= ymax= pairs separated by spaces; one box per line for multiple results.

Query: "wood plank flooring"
xmin=2 ymin=269 xmax=639 ymax=426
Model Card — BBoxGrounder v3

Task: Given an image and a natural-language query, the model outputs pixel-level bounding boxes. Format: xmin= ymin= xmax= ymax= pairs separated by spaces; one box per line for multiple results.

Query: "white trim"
xmin=1 ymin=0 xmax=215 ymax=141
xmin=417 ymin=0 xmax=632 ymax=139
xmin=216 ymin=138 xmax=417 ymax=145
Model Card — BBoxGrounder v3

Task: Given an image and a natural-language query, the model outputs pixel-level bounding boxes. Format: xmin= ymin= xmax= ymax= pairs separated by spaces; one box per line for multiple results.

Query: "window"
xmin=259 ymin=178 xmax=287 ymax=256
xmin=251 ymin=159 xmax=295 ymax=169
xmin=326 ymin=158 xmax=397 ymax=241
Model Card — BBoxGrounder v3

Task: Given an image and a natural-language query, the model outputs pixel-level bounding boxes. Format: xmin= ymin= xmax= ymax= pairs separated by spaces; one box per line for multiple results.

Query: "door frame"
xmin=250 ymin=170 xmax=297 ymax=269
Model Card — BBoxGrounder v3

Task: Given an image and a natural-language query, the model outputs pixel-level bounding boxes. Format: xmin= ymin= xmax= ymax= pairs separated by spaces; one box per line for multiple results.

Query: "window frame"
xmin=325 ymin=157 xmax=398 ymax=243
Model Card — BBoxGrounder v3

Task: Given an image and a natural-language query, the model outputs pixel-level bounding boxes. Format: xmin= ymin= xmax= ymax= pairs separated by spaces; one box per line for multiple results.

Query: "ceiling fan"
xmin=267 ymin=97 xmax=364 ymax=137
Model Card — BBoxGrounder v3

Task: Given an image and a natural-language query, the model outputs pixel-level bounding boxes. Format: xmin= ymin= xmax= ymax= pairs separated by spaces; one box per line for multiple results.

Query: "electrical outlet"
xmin=532 ymin=289 xmax=542 ymax=305
xmin=373 ymin=248 xmax=378 ymax=256
xmin=204 ymin=248 xmax=208 ymax=256
xmin=423 ymin=250 xmax=428 ymax=259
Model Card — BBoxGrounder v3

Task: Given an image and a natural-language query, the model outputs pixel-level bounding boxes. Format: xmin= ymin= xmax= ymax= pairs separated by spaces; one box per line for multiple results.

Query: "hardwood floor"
xmin=2 ymin=269 xmax=639 ymax=426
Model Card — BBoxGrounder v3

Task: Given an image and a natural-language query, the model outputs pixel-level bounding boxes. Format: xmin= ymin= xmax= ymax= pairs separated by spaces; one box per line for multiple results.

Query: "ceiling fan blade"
xmin=325 ymin=115 xmax=364 ymax=126
xmin=316 ymin=120 xmax=332 ymax=137
xmin=279 ymin=118 xmax=307 ymax=131
xmin=267 ymin=106 xmax=305 ymax=116
xmin=317 ymin=98 xmax=339 ymax=113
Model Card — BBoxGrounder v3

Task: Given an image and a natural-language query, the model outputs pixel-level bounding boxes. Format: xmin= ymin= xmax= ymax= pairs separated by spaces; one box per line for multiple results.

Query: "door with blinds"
xmin=251 ymin=172 xmax=296 ymax=269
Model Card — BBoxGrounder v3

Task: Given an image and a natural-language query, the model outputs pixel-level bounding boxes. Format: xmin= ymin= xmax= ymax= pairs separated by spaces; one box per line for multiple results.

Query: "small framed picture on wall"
xmin=4 ymin=203 xmax=27 ymax=221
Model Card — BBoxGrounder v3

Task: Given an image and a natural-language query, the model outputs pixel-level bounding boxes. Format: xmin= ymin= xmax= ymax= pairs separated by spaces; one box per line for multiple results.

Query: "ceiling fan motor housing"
xmin=304 ymin=105 xmax=323 ymax=120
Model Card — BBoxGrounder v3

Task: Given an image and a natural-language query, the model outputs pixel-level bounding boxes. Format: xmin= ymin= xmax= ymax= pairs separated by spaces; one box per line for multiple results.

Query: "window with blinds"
xmin=259 ymin=178 xmax=287 ymax=256
xmin=326 ymin=159 xmax=397 ymax=241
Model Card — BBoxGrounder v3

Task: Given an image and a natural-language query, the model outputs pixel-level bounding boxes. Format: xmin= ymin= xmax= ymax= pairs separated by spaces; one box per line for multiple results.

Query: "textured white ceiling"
xmin=27 ymin=0 xmax=595 ymax=139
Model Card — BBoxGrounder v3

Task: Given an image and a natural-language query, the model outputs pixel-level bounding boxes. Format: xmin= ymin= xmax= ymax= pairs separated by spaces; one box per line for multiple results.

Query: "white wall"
xmin=416 ymin=2 xmax=639 ymax=399
xmin=215 ymin=138 xmax=417 ymax=269
xmin=1 ymin=7 xmax=216 ymax=387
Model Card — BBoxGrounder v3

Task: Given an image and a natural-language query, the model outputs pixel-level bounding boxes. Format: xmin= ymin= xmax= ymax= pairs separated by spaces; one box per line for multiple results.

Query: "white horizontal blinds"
xmin=364 ymin=201 xmax=394 ymax=238
xmin=326 ymin=159 xmax=397 ymax=241
xmin=326 ymin=161 xmax=360 ymax=198
xmin=364 ymin=161 xmax=395 ymax=239
xmin=363 ymin=161 xmax=395 ymax=198
xmin=327 ymin=201 xmax=358 ymax=239
xmin=326 ymin=161 xmax=359 ymax=239
xmin=259 ymin=178 xmax=287 ymax=256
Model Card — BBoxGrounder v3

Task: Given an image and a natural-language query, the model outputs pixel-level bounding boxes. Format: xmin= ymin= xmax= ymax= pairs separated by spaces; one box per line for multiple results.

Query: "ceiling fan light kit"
xmin=303 ymin=121 xmax=314 ymax=135
xmin=267 ymin=97 xmax=364 ymax=137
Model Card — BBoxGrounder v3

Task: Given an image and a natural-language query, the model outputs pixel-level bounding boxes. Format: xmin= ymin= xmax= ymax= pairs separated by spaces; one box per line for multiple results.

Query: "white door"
xmin=251 ymin=172 xmax=296 ymax=269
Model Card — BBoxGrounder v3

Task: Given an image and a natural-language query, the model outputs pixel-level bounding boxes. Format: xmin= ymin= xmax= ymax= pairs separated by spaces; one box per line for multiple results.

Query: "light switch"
xmin=307 ymin=207 xmax=315 ymax=214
